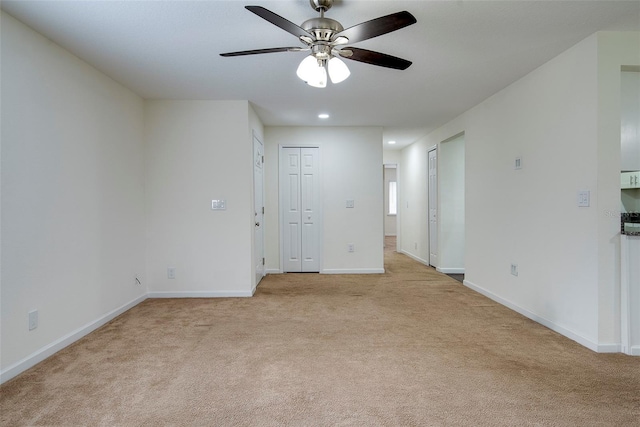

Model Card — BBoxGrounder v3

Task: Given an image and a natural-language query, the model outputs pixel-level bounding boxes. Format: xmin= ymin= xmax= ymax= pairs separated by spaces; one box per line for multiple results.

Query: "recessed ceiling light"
xmin=388 ymin=140 xmax=396 ymax=145
xmin=318 ymin=113 xmax=330 ymax=119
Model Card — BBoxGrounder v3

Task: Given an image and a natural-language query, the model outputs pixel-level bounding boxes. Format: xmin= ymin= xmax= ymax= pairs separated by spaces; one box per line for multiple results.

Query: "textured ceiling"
xmin=2 ymin=0 xmax=639 ymax=149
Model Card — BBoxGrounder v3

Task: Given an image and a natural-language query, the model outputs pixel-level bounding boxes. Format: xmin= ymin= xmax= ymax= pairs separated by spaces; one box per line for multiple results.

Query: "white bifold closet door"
xmin=280 ymin=147 xmax=320 ymax=272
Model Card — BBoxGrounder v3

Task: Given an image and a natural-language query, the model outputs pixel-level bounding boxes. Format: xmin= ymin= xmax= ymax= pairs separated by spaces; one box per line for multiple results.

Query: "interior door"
xmin=300 ymin=148 xmax=320 ymax=271
xmin=253 ymin=136 xmax=265 ymax=286
xmin=280 ymin=147 xmax=320 ymax=272
xmin=428 ymin=148 xmax=438 ymax=267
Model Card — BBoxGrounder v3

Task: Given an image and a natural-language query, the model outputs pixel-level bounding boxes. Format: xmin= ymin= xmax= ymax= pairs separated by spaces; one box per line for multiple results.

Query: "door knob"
xmin=255 ymin=222 xmax=260 ymax=227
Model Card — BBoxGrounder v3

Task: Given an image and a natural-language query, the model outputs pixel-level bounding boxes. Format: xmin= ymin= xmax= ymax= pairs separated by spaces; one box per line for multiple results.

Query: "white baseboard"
xmin=265 ymin=268 xmax=282 ymax=274
xmin=266 ymin=269 xmax=386 ymax=274
xmin=399 ymin=250 xmax=429 ymax=266
xmin=621 ymin=344 xmax=640 ymax=356
xmin=597 ymin=343 xmax=622 ymax=353
xmin=0 ymin=293 xmax=147 ymax=385
xmin=462 ymin=279 xmax=603 ymax=353
xmin=322 ymin=268 xmax=385 ymax=274
xmin=437 ymin=267 xmax=465 ymax=274
xmin=148 ymin=290 xmax=254 ymax=298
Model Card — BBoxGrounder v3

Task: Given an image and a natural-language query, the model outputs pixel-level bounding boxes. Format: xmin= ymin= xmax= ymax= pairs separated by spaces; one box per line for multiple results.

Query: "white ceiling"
xmin=2 ymin=0 xmax=639 ymax=149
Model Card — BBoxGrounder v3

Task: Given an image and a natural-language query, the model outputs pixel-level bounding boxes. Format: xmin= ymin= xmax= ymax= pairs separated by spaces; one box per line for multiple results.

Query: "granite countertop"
xmin=621 ymin=212 xmax=640 ymax=236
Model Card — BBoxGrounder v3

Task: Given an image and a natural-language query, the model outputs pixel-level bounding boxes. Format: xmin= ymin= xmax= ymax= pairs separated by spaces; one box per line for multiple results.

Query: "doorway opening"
xmin=383 ymin=164 xmax=398 ymax=249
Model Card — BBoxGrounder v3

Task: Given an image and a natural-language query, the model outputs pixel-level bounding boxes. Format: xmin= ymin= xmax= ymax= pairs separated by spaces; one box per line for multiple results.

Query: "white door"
xmin=253 ymin=136 xmax=265 ymax=286
xmin=280 ymin=147 xmax=320 ymax=272
xmin=428 ymin=148 xmax=438 ymax=267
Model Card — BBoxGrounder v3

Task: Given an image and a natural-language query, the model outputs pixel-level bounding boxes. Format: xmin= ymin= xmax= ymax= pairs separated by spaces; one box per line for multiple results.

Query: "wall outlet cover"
xmin=28 ymin=310 xmax=38 ymax=330
xmin=510 ymin=264 xmax=519 ymax=276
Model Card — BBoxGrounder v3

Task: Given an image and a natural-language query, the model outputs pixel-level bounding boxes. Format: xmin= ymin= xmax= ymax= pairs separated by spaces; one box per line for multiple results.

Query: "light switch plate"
xmin=346 ymin=199 xmax=355 ymax=208
xmin=577 ymin=191 xmax=590 ymax=207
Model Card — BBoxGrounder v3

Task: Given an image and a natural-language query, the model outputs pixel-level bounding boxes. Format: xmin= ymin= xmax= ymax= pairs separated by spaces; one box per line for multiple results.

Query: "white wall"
xmin=399 ymin=142 xmax=431 ymax=264
xmin=264 ymin=127 xmax=384 ymax=274
xmin=1 ymin=12 xmax=146 ymax=380
xmin=464 ymin=32 xmax=599 ymax=350
xmin=398 ymin=32 xmax=640 ymax=352
xmin=383 ymin=150 xmax=401 ymax=165
xmin=439 ymin=133 xmax=465 ymax=273
xmin=145 ymin=100 xmax=259 ymax=297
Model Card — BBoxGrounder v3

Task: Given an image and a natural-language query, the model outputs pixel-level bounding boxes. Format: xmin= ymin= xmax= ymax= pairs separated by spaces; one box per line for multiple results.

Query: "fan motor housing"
xmin=301 ymin=17 xmax=343 ymax=41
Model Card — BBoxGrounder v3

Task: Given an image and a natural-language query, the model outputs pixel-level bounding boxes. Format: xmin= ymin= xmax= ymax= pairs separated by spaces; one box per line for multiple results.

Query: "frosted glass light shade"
xmin=328 ymin=57 xmax=350 ymax=84
xmin=297 ymin=56 xmax=327 ymax=88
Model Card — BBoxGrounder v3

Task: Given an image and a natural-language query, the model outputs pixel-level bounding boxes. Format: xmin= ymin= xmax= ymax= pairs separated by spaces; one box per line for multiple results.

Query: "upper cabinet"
xmin=621 ymin=72 xmax=640 ymax=172
xmin=622 ymin=171 xmax=640 ymax=189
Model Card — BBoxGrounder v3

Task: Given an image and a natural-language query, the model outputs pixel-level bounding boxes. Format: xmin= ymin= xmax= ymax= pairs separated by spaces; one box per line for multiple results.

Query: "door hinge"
xmin=262 ymin=155 xmax=264 ymax=163
xmin=262 ymin=206 xmax=265 ymax=214
xmin=262 ymin=258 xmax=265 ymax=266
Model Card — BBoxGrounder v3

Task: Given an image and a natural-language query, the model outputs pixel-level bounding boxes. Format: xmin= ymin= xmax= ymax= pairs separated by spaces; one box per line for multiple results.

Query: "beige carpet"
xmin=1 ymin=237 xmax=639 ymax=426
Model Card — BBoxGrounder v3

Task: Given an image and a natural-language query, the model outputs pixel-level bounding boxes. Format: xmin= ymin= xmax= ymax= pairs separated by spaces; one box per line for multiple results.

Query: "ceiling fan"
xmin=220 ymin=0 xmax=417 ymax=88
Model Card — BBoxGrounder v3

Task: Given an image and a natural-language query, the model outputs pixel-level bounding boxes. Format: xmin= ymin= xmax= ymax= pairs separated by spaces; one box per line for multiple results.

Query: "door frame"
xmin=428 ymin=145 xmax=438 ymax=268
xmin=278 ymin=145 xmax=323 ymax=273
xmin=253 ymin=132 xmax=265 ymax=290
xmin=437 ymin=132 xmax=466 ymax=275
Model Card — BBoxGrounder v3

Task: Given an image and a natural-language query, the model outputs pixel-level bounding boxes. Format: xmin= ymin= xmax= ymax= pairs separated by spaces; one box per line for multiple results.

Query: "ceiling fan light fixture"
xmin=328 ymin=56 xmax=350 ymax=84
xmin=222 ymin=5 xmax=417 ymax=88
xmin=297 ymin=55 xmax=327 ymax=88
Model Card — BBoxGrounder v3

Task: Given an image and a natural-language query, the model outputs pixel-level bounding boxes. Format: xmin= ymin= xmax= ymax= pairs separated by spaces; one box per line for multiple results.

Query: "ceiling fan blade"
xmin=341 ymin=47 xmax=412 ymax=70
xmin=245 ymin=6 xmax=312 ymax=39
xmin=334 ymin=11 xmax=416 ymax=44
xmin=220 ymin=47 xmax=305 ymax=57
